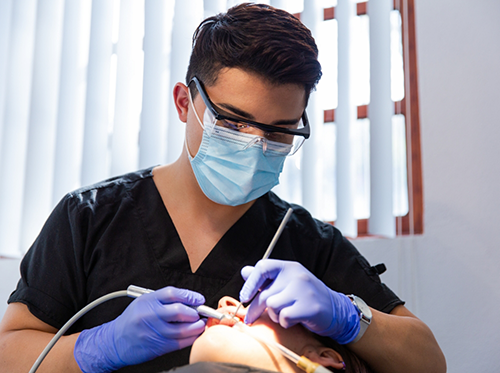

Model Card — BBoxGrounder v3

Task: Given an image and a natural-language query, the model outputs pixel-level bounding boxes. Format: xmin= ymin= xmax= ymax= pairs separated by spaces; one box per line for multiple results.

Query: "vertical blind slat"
xmin=368 ymin=0 xmax=395 ymax=237
xmin=52 ymin=0 xmax=92 ymax=205
xmin=203 ymin=0 xmax=227 ymax=19
xmin=335 ymin=0 xmax=357 ymax=237
xmin=110 ymin=0 xmax=144 ymax=177
xmin=0 ymin=0 xmax=13 ymax=156
xmin=0 ymin=0 xmax=38 ymax=257
xmin=139 ymin=0 xmax=174 ymax=169
xmin=269 ymin=1 xmax=288 ymax=11
xmin=21 ymin=0 xmax=65 ymax=251
xmin=300 ymin=0 xmax=324 ymax=218
xmin=81 ymin=0 xmax=114 ymax=186
xmin=166 ymin=0 xmax=204 ymax=164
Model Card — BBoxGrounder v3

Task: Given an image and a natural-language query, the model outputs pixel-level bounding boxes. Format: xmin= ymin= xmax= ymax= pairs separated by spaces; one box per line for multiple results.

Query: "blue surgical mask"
xmin=186 ymin=94 xmax=287 ymax=206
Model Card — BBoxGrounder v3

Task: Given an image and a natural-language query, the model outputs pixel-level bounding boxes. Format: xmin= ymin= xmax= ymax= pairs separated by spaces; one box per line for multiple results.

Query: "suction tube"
xmin=232 ymin=321 xmax=331 ymax=373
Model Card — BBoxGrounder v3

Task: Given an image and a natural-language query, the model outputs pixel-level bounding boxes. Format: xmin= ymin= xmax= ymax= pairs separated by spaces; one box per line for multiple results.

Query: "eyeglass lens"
xmin=206 ymin=110 xmax=305 ymax=156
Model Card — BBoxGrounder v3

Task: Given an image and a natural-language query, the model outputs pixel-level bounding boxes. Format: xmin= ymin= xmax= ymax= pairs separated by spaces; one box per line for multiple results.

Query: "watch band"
xmin=347 ymin=294 xmax=372 ymax=343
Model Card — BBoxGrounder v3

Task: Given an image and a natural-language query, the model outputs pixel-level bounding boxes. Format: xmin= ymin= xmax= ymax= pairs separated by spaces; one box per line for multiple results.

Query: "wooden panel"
xmin=357 ymin=105 xmax=368 ymax=119
xmin=324 ymin=109 xmax=335 ymax=123
xmin=398 ymin=0 xmax=423 ymax=235
xmin=324 ymin=7 xmax=334 ymax=20
xmin=357 ymin=2 xmax=367 ymax=16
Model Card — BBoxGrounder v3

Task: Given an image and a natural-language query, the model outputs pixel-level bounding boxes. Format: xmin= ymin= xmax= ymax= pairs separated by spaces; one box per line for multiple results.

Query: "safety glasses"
xmin=189 ymin=76 xmax=310 ymax=156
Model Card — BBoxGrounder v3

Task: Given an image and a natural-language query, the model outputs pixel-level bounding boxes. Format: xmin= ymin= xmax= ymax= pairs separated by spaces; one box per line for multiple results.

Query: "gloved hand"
xmin=74 ymin=286 xmax=207 ymax=373
xmin=240 ymin=259 xmax=360 ymax=344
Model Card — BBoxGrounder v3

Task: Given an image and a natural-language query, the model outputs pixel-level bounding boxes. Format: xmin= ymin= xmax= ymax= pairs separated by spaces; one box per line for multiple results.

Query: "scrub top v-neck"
xmin=9 ymin=167 xmax=403 ymax=373
xmin=137 ymin=169 xmax=277 ymax=306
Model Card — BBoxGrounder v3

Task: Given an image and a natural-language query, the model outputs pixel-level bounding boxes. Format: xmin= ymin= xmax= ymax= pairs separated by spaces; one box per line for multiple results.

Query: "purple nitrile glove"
xmin=240 ymin=259 xmax=360 ymax=344
xmin=74 ymin=286 xmax=206 ymax=372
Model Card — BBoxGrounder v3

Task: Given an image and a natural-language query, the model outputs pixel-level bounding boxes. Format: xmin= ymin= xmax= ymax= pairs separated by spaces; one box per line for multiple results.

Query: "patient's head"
xmin=190 ymin=296 xmax=370 ymax=373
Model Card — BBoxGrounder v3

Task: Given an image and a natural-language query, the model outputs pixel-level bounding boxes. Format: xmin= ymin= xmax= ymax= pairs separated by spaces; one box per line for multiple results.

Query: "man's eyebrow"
xmin=218 ymin=102 xmax=255 ymax=120
xmin=217 ymin=102 xmax=301 ymax=126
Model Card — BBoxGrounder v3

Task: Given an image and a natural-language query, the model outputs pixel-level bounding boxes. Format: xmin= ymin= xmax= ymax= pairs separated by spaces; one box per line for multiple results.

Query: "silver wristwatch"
xmin=347 ymin=294 xmax=372 ymax=343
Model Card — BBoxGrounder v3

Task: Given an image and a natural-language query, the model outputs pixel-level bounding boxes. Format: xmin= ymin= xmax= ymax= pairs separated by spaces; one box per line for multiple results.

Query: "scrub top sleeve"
xmin=8 ymin=194 xmax=89 ymax=329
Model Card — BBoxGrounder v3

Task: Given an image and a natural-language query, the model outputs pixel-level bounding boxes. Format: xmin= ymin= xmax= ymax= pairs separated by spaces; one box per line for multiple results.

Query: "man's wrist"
xmin=347 ymin=294 xmax=372 ymax=344
xmin=74 ymin=324 xmax=119 ymax=373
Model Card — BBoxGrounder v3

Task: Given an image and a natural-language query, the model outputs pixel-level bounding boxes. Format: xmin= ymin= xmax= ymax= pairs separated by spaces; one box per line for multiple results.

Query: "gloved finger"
xmin=155 ymin=286 xmax=205 ymax=306
xmin=240 ymin=265 xmax=254 ymax=281
xmin=157 ymin=319 xmax=207 ymax=340
xmin=264 ymin=282 xmax=297 ymax=312
xmin=264 ymin=305 xmax=301 ymax=329
xmin=274 ymin=303 xmax=305 ymax=329
xmin=156 ymin=303 xmax=202 ymax=323
xmin=263 ymin=286 xmax=298 ymax=327
xmin=242 ymin=274 xmax=286 ymax=325
xmin=266 ymin=306 xmax=281 ymax=325
xmin=239 ymin=260 xmax=283 ymax=303
xmin=243 ymin=291 xmax=268 ymax=324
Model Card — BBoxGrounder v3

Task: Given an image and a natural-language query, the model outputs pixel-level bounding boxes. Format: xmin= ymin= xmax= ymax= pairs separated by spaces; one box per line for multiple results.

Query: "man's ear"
xmin=302 ymin=345 xmax=345 ymax=371
xmin=173 ymin=82 xmax=190 ymax=122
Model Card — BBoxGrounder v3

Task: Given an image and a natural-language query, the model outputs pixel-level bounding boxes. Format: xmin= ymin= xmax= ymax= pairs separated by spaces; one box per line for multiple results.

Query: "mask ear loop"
xmin=189 ymin=87 xmax=219 ymax=136
xmin=188 ymin=88 xmax=204 ymax=130
xmin=185 ymin=88 xmax=205 ymax=159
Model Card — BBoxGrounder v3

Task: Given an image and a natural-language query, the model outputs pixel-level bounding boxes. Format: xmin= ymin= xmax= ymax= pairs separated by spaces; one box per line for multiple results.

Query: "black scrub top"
xmin=8 ymin=167 xmax=403 ymax=372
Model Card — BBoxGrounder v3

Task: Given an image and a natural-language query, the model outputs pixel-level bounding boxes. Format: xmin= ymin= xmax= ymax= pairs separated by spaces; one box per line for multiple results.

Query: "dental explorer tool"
xmin=233 ymin=321 xmax=331 ymax=373
xmin=262 ymin=207 xmax=293 ymax=261
xmin=232 ymin=207 xmax=293 ymax=319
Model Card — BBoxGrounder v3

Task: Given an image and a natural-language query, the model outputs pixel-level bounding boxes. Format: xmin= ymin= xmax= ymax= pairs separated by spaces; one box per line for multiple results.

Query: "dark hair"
xmin=186 ymin=3 xmax=322 ymax=102
xmin=313 ymin=334 xmax=374 ymax=373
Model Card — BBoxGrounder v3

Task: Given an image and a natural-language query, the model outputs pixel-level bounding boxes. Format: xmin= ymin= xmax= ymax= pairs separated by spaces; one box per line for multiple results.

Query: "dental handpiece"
xmin=127 ymin=285 xmax=232 ymax=321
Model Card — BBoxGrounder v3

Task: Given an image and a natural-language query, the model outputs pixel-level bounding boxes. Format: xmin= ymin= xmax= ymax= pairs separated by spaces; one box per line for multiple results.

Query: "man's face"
xmin=185 ymin=67 xmax=307 ymax=159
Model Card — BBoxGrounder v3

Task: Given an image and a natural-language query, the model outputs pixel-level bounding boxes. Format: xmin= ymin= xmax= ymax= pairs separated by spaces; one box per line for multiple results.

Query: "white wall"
xmin=356 ymin=0 xmax=500 ymax=371
xmin=1 ymin=0 xmax=499 ymax=371
xmin=0 ymin=258 xmax=20 ymax=317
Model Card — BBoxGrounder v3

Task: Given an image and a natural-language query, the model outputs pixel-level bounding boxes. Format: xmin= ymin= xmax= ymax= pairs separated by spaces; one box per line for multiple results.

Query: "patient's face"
xmin=190 ymin=297 xmax=336 ymax=373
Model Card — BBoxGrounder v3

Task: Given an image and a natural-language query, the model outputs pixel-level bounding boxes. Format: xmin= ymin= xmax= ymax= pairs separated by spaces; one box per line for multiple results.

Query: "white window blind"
xmin=0 ymin=0 xmax=410 ymax=258
xmin=273 ymin=0 xmax=408 ymax=238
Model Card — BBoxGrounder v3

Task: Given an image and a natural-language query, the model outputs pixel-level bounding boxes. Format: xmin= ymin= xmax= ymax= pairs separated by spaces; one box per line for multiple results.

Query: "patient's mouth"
xmin=206 ymin=313 xmax=242 ymax=328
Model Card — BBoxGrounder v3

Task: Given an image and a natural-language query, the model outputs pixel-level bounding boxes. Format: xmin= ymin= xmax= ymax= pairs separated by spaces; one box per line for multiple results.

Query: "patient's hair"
xmin=313 ymin=335 xmax=374 ymax=373
xmin=186 ymin=3 xmax=322 ymax=102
